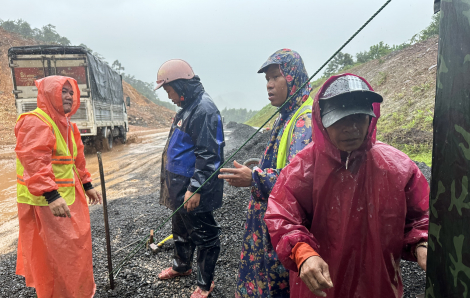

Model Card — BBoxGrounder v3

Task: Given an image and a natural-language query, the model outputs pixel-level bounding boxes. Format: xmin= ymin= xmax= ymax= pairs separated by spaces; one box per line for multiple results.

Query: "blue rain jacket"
xmin=160 ymin=76 xmax=225 ymax=213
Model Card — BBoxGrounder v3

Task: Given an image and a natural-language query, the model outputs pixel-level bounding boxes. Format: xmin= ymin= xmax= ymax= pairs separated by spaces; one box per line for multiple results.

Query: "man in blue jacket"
xmin=155 ymin=59 xmax=224 ymax=298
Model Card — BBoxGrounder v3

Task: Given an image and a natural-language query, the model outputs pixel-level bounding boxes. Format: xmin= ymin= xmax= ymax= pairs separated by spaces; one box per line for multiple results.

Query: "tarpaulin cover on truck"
xmin=85 ymin=52 xmax=123 ymax=105
xmin=8 ymin=45 xmax=124 ymax=105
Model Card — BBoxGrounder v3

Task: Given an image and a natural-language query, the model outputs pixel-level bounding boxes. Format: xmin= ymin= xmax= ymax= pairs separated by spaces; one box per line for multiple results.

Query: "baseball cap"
xmin=320 ymin=75 xmax=383 ymax=128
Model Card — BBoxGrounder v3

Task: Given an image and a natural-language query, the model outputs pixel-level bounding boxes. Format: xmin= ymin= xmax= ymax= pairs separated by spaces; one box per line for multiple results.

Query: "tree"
xmin=112 ymin=60 xmax=125 ymax=74
xmin=411 ymin=12 xmax=440 ymax=43
xmin=323 ymin=52 xmax=355 ymax=78
xmin=0 ymin=19 xmax=70 ymax=45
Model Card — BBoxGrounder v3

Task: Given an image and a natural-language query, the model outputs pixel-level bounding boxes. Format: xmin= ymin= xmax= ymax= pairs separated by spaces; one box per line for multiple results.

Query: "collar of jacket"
xmin=169 ymin=76 xmax=205 ymax=109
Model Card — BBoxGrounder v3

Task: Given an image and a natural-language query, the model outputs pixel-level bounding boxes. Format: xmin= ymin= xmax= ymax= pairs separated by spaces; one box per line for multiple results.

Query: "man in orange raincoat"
xmin=15 ymin=75 xmax=102 ymax=298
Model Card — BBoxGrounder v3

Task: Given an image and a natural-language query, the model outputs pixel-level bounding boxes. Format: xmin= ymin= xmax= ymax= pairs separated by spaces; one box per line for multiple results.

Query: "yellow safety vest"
xmin=276 ymin=96 xmax=313 ymax=169
xmin=16 ymin=108 xmax=78 ymax=206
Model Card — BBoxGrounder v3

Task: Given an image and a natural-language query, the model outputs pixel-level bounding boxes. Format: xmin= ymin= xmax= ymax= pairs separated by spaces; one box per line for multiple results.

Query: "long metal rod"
xmin=97 ymin=152 xmax=115 ymax=289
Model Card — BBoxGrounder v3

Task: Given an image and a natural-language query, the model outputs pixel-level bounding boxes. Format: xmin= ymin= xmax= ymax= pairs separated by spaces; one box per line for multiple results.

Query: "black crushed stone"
xmin=225 ymin=121 xmax=238 ymax=129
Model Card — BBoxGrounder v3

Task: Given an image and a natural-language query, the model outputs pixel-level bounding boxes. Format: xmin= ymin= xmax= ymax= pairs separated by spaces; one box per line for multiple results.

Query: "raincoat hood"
xmin=259 ymin=49 xmax=311 ymax=115
xmin=35 ymin=76 xmax=80 ymax=137
xmin=168 ymin=75 xmax=204 ymax=109
xmin=313 ymin=73 xmax=380 ymax=165
xmin=257 ymin=49 xmax=312 ymax=172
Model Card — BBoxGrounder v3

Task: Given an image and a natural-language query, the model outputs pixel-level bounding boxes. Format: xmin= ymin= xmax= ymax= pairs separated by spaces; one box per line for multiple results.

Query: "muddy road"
xmin=0 ymin=127 xmax=169 ymax=254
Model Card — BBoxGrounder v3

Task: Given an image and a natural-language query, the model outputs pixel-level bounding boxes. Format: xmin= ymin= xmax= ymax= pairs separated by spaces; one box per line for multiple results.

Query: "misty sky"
xmin=1 ymin=0 xmax=436 ymax=110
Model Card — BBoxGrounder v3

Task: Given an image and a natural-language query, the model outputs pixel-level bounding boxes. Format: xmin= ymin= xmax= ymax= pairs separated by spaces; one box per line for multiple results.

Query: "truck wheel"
xmin=103 ymin=133 xmax=113 ymax=151
xmin=120 ymin=128 xmax=127 ymax=144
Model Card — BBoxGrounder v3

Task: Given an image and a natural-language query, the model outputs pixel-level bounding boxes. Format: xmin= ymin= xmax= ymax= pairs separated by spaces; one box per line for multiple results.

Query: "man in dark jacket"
xmin=155 ymin=59 xmax=224 ymax=298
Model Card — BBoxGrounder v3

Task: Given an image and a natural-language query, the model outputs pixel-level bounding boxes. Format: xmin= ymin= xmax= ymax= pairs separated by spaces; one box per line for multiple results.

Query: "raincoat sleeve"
xmin=187 ymin=109 xmax=223 ymax=194
xmin=15 ymin=115 xmax=58 ymax=196
xmin=264 ymin=143 xmax=319 ymax=272
xmin=72 ymin=122 xmax=92 ymax=184
xmin=252 ymin=114 xmax=313 ymax=201
xmin=402 ymin=162 xmax=429 ymax=261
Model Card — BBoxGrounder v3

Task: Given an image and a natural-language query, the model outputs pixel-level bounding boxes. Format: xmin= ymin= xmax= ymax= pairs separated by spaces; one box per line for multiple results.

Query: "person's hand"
xmin=416 ymin=246 xmax=427 ymax=271
xmin=49 ymin=197 xmax=72 ymax=218
xmin=86 ymin=188 xmax=102 ymax=205
xmin=184 ymin=191 xmax=200 ymax=212
xmin=218 ymin=161 xmax=253 ymax=187
xmin=299 ymin=256 xmax=333 ymax=297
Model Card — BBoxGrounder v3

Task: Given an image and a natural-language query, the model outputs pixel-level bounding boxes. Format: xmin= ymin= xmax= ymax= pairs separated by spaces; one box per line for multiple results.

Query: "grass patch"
xmin=412 ymin=82 xmax=431 ymax=93
xmin=377 ymin=72 xmax=387 ymax=86
xmin=406 ymin=150 xmax=432 ymax=166
xmin=245 ymin=104 xmax=277 ymax=127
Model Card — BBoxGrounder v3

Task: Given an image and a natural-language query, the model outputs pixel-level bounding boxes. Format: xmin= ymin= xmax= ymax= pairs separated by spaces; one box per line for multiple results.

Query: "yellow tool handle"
xmin=157 ymin=234 xmax=173 ymax=247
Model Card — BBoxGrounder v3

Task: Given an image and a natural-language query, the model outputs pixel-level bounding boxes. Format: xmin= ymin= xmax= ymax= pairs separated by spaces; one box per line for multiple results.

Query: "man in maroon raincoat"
xmin=264 ymin=74 xmax=429 ymax=298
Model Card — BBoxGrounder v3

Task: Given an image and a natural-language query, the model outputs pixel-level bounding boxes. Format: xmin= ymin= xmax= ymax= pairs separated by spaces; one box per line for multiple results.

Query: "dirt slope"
xmin=0 ymin=28 xmax=39 ymax=146
xmin=123 ymin=81 xmax=175 ymax=128
xmin=347 ymin=36 xmax=438 ymax=159
xmin=0 ymin=28 xmax=175 ymax=146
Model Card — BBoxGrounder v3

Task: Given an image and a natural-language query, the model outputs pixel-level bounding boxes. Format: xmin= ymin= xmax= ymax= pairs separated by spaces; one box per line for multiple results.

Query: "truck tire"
xmin=103 ymin=133 xmax=113 ymax=151
xmin=120 ymin=127 xmax=127 ymax=144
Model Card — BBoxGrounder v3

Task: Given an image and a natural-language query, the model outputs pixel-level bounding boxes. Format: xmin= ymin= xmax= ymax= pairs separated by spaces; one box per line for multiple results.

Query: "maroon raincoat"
xmin=264 ymin=73 xmax=429 ymax=298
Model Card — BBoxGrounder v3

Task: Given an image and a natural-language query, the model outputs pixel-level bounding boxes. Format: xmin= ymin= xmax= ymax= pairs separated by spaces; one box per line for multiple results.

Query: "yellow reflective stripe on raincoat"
xmin=276 ymin=96 xmax=313 ymax=169
xmin=16 ymin=108 xmax=78 ymax=206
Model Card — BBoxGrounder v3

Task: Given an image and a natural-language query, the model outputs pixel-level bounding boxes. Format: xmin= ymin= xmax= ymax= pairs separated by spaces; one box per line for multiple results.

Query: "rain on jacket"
xmin=160 ymin=76 xmax=224 ymax=213
xmin=264 ymin=73 xmax=429 ymax=298
xmin=15 ymin=75 xmax=95 ymax=298
xmin=15 ymin=76 xmax=92 ymax=198
xmin=16 ymin=107 xmax=78 ymax=206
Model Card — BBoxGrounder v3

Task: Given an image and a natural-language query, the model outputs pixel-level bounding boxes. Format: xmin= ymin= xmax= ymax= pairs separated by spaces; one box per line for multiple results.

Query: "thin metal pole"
xmin=97 ymin=151 xmax=115 ymax=289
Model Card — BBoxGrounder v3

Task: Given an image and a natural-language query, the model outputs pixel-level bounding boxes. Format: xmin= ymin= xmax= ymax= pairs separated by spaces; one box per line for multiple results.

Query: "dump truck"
xmin=8 ymin=45 xmax=129 ymax=150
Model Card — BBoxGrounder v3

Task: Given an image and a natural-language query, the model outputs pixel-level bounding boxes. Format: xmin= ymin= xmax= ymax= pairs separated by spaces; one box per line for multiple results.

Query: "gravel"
xmin=0 ymin=124 xmax=430 ymax=298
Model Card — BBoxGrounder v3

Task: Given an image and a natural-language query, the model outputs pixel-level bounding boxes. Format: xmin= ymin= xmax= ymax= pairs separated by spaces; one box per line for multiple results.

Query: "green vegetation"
xmin=377 ymin=72 xmax=387 ymax=86
xmin=412 ymin=82 xmax=432 ymax=93
xmin=403 ymin=147 xmax=432 ymax=166
xmin=245 ymin=104 xmax=277 ymax=127
xmin=221 ymin=108 xmax=258 ymax=123
xmin=323 ymin=52 xmax=355 ymax=78
xmin=0 ymin=19 xmax=70 ymax=45
xmin=321 ymin=12 xmax=440 ymax=79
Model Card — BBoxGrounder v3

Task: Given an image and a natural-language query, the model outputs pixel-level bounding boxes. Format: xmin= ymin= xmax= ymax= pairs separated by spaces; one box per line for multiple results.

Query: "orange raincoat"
xmin=15 ymin=76 xmax=96 ymax=298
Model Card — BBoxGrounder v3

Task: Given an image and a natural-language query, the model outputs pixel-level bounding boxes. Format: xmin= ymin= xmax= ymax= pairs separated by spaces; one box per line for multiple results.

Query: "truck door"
xmin=50 ymin=57 xmax=89 ymax=121
xmin=10 ymin=57 xmax=49 ymax=101
xmin=51 ymin=57 xmax=89 ymax=97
